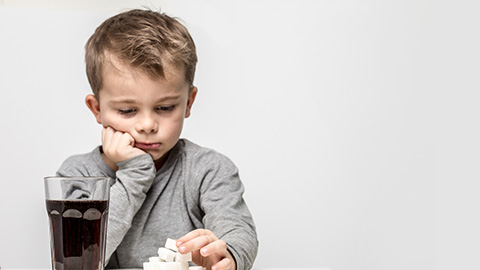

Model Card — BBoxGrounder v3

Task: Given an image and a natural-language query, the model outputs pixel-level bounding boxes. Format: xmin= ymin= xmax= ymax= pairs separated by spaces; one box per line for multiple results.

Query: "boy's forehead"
xmin=98 ymin=56 xmax=190 ymax=100
xmin=102 ymin=53 xmax=188 ymax=86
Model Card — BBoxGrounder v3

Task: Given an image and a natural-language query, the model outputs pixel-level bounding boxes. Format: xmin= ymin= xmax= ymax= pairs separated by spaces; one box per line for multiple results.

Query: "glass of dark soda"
xmin=44 ymin=176 xmax=110 ymax=270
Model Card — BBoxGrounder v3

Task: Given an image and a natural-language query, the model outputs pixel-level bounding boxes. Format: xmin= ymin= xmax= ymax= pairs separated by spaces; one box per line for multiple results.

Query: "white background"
xmin=0 ymin=0 xmax=479 ymax=269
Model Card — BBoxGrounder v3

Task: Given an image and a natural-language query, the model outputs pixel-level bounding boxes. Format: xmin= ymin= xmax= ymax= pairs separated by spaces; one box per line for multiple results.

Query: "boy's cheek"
xmin=100 ymin=113 xmax=118 ymax=129
xmin=99 ymin=117 xmax=119 ymax=132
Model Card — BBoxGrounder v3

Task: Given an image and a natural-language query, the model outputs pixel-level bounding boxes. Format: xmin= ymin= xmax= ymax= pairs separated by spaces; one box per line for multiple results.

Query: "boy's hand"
xmin=102 ymin=126 xmax=146 ymax=164
xmin=176 ymin=229 xmax=236 ymax=270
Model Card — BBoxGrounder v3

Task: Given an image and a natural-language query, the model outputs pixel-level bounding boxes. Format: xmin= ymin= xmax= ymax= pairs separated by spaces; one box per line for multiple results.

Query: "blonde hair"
xmin=85 ymin=9 xmax=197 ymax=96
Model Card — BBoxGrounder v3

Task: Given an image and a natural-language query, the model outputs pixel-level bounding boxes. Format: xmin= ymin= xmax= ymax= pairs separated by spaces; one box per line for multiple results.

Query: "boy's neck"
xmin=154 ymin=151 xmax=169 ymax=171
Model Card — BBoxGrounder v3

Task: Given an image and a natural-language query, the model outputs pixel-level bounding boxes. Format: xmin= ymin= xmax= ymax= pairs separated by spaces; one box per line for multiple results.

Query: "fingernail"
xmin=212 ymin=266 xmax=217 ymax=270
xmin=179 ymin=246 xmax=186 ymax=253
xmin=201 ymin=248 xmax=208 ymax=256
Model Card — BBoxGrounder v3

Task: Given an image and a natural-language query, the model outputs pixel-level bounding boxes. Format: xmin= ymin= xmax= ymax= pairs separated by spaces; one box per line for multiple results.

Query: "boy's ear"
xmin=185 ymin=86 xmax=198 ymax=118
xmin=85 ymin=94 xmax=102 ymax=124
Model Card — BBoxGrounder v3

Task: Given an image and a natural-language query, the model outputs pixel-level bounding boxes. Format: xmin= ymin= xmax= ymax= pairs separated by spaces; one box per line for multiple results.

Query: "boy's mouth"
xmin=135 ymin=142 xmax=161 ymax=150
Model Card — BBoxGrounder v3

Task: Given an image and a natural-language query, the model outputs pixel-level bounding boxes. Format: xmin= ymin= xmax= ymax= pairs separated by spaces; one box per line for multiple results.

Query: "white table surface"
xmin=1 ymin=267 xmax=332 ymax=270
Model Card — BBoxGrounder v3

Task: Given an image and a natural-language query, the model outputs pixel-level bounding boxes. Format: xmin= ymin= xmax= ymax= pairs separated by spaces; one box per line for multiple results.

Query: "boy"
xmin=56 ymin=9 xmax=258 ymax=270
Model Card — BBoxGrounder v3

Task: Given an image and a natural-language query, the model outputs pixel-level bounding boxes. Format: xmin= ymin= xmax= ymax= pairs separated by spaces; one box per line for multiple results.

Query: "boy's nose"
xmin=135 ymin=113 xmax=158 ymax=133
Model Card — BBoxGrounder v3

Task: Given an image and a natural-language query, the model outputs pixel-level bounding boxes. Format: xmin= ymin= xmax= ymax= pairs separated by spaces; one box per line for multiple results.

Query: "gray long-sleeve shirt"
xmin=57 ymin=139 xmax=258 ymax=270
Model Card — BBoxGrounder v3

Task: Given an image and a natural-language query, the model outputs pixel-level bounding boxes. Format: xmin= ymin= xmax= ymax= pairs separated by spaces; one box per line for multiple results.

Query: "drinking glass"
xmin=44 ymin=176 xmax=110 ymax=270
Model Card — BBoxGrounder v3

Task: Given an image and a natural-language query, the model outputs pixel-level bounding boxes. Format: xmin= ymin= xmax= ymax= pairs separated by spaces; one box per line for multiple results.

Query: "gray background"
xmin=0 ymin=0 xmax=478 ymax=269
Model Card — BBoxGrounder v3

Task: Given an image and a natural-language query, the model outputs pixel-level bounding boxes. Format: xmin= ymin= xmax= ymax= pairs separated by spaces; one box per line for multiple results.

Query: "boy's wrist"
xmin=116 ymin=153 xmax=155 ymax=170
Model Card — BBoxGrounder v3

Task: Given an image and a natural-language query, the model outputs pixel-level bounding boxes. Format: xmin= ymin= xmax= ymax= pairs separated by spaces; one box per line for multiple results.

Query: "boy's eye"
xmin=156 ymin=105 xmax=176 ymax=112
xmin=118 ymin=109 xmax=136 ymax=115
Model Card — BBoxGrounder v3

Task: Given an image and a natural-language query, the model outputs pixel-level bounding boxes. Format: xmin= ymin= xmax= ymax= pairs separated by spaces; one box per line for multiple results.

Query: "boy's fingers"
xmin=102 ymin=126 xmax=116 ymax=144
xmin=176 ymin=230 xmax=234 ymax=270
xmin=179 ymin=235 xmax=217 ymax=254
xmin=200 ymin=240 xmax=227 ymax=257
xmin=102 ymin=127 xmax=113 ymax=148
xmin=212 ymin=257 xmax=233 ymax=270
xmin=121 ymin=132 xmax=135 ymax=147
xmin=177 ymin=229 xmax=212 ymax=245
xmin=102 ymin=126 xmax=110 ymax=144
xmin=106 ymin=129 xmax=121 ymax=149
xmin=177 ymin=229 xmax=218 ymax=254
xmin=101 ymin=127 xmax=143 ymax=163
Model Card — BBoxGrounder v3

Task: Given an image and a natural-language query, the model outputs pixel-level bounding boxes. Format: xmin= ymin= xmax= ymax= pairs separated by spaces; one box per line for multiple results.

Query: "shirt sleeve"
xmin=104 ymin=154 xmax=156 ymax=262
xmin=194 ymin=151 xmax=259 ymax=270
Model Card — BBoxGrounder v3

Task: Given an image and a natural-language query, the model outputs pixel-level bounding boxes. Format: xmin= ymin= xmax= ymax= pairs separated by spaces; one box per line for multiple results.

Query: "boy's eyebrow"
xmin=109 ymin=95 xmax=182 ymax=104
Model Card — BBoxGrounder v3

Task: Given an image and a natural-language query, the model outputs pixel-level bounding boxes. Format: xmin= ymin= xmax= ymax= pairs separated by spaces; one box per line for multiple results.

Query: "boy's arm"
xmin=194 ymin=152 xmax=259 ymax=270
xmin=101 ymin=126 xmax=157 ymax=262
xmin=105 ymin=154 xmax=156 ymax=262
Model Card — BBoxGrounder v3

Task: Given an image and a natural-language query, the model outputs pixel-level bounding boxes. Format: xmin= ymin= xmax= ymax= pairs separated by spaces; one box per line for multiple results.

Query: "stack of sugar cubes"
xmin=143 ymin=238 xmax=206 ymax=270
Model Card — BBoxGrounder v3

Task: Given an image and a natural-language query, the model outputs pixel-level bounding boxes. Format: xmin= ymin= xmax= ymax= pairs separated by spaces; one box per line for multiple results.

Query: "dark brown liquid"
xmin=46 ymin=200 xmax=108 ymax=270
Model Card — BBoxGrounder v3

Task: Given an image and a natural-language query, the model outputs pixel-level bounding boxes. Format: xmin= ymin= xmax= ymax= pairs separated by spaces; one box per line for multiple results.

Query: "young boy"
xmin=56 ymin=9 xmax=258 ymax=270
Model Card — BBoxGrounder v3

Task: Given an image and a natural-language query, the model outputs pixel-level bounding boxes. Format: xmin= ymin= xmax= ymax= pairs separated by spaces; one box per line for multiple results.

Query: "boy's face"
xmin=86 ymin=58 xmax=197 ymax=164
